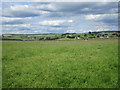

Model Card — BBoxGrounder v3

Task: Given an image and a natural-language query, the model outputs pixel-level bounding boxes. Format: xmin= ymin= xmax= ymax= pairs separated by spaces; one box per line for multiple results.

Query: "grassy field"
xmin=2 ymin=39 xmax=118 ymax=88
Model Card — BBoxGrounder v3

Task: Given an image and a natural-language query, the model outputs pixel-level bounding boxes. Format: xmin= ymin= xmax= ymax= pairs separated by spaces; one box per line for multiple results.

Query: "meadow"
xmin=2 ymin=39 xmax=118 ymax=88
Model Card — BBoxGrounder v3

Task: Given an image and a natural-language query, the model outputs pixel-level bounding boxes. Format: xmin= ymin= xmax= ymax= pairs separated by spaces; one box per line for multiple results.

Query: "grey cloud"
xmin=97 ymin=15 xmax=117 ymax=26
xmin=2 ymin=2 xmax=118 ymax=18
xmin=101 ymin=18 xmax=117 ymax=26
xmin=47 ymin=2 xmax=118 ymax=14
xmin=2 ymin=20 xmax=23 ymax=25
xmin=2 ymin=2 xmax=118 ymax=34
xmin=37 ymin=2 xmax=118 ymax=18
xmin=3 ymin=9 xmax=40 ymax=17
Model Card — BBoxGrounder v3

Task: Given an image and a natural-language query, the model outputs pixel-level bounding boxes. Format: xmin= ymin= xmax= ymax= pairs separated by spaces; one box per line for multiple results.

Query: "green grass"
xmin=2 ymin=39 xmax=118 ymax=88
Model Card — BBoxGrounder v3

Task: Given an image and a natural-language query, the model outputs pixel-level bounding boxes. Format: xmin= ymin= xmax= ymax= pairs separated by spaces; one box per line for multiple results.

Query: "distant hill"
xmin=92 ymin=31 xmax=120 ymax=33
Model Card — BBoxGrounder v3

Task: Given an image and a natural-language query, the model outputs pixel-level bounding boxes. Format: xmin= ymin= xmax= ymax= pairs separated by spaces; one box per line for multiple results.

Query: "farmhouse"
xmin=75 ymin=36 xmax=80 ymax=39
xmin=2 ymin=35 xmax=12 ymax=38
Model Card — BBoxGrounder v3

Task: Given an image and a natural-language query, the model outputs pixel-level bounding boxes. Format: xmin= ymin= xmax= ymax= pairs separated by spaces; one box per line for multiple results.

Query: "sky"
xmin=1 ymin=2 xmax=118 ymax=34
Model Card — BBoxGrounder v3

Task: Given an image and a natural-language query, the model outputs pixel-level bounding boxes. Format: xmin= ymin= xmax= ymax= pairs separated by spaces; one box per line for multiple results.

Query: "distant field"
xmin=2 ymin=39 xmax=118 ymax=88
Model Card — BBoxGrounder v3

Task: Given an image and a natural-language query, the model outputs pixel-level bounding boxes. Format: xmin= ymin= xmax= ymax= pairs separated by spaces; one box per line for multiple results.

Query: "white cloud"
xmin=39 ymin=20 xmax=74 ymax=26
xmin=35 ymin=3 xmax=56 ymax=11
xmin=1 ymin=17 xmax=32 ymax=22
xmin=68 ymin=20 xmax=73 ymax=22
xmin=85 ymin=14 xmax=102 ymax=20
xmin=39 ymin=20 xmax=64 ymax=26
xmin=50 ymin=27 xmax=63 ymax=30
xmin=81 ymin=8 xmax=91 ymax=11
xmin=10 ymin=5 xmax=30 ymax=10
xmin=66 ymin=29 xmax=76 ymax=33
xmin=1 ymin=2 xmax=118 ymax=34
xmin=9 ymin=4 xmax=50 ymax=14
xmin=3 ymin=24 xmax=30 ymax=27
xmin=3 ymin=4 xmax=51 ymax=17
xmin=85 ymin=14 xmax=117 ymax=20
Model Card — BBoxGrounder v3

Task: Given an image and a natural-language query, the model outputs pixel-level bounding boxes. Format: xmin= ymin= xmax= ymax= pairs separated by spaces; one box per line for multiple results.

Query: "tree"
xmin=89 ymin=31 xmax=92 ymax=34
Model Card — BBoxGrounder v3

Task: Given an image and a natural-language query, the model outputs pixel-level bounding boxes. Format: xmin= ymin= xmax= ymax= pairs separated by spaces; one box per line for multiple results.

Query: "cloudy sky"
xmin=1 ymin=2 xmax=118 ymax=34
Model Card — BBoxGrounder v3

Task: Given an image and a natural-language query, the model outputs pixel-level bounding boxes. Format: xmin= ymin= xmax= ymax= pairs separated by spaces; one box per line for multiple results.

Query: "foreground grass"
xmin=2 ymin=39 xmax=118 ymax=88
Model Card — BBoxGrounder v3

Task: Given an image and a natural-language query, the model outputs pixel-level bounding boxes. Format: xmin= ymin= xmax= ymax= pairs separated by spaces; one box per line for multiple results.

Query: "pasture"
xmin=2 ymin=39 xmax=118 ymax=88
